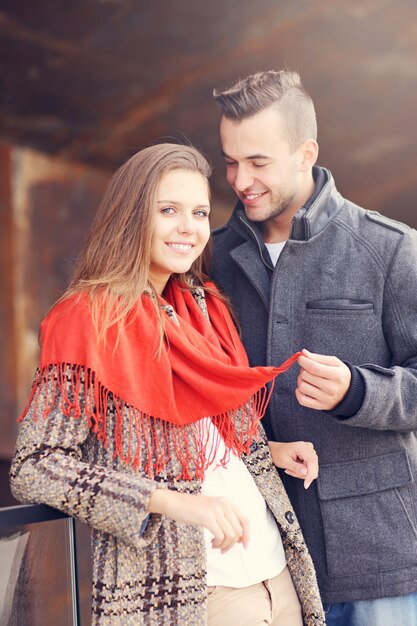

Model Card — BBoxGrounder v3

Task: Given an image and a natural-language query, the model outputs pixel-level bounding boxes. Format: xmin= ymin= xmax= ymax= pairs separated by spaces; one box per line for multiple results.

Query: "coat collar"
xmin=229 ymin=240 xmax=271 ymax=307
xmin=227 ymin=166 xmax=344 ymax=248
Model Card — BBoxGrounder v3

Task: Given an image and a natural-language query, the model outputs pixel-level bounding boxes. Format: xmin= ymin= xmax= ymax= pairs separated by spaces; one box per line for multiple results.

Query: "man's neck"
xmin=263 ymin=172 xmax=316 ymax=243
xmin=262 ymin=213 xmax=296 ymax=243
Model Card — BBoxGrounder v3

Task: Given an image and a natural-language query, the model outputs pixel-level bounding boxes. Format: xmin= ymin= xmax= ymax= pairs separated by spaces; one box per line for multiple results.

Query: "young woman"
xmin=10 ymin=144 xmax=324 ymax=626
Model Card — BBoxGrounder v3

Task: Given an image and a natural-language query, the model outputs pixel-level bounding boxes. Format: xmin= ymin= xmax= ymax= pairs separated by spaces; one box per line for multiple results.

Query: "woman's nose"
xmin=177 ymin=213 xmax=195 ymax=234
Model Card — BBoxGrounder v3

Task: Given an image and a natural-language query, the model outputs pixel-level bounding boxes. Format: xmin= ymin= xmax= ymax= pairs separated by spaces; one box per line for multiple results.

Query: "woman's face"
xmin=149 ymin=169 xmax=211 ymax=294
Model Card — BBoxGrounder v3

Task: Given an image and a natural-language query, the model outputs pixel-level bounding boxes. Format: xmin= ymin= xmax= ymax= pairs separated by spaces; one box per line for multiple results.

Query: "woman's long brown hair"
xmin=60 ymin=143 xmax=215 ymax=342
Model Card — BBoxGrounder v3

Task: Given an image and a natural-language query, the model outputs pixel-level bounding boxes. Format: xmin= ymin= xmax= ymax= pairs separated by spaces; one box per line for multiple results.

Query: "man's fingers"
xmin=301 ymin=349 xmax=341 ymax=365
xmin=297 ymin=377 xmax=328 ymax=401
xmin=297 ymin=350 xmax=345 ymax=380
xmin=295 ymin=387 xmax=326 ymax=409
xmin=296 ymin=355 xmax=351 ymax=410
xmin=297 ymin=357 xmax=330 ymax=380
xmin=299 ymin=369 xmax=331 ymax=388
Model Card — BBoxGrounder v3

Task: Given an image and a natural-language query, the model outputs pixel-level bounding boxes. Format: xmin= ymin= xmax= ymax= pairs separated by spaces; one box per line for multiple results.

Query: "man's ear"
xmin=300 ymin=139 xmax=319 ymax=171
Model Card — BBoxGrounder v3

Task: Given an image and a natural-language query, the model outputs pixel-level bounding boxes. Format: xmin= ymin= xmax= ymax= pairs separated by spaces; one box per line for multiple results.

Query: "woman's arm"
xmin=10 ymin=368 xmax=163 ymax=549
xmin=11 ymin=366 xmax=249 ymax=552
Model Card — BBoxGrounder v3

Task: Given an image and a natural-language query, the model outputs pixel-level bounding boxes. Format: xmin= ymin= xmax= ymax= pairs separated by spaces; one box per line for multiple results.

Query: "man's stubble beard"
xmin=245 ymin=188 xmax=298 ymax=224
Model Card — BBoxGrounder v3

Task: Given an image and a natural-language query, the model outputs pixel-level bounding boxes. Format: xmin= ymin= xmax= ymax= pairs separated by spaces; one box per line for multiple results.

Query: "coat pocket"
xmin=317 ymin=450 xmax=417 ymax=578
xmin=306 ymin=299 xmax=374 ymax=312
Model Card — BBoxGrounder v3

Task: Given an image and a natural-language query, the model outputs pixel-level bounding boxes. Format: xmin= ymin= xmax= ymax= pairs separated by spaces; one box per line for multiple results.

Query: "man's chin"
xmin=243 ymin=205 xmax=270 ymax=222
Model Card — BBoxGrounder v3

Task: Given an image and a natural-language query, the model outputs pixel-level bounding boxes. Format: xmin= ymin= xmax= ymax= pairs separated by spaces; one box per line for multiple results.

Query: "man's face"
xmin=220 ymin=105 xmax=304 ymax=224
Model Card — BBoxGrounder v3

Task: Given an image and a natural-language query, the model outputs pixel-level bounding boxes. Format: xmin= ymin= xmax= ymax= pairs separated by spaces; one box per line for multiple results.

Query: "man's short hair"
xmin=213 ymin=70 xmax=317 ymax=152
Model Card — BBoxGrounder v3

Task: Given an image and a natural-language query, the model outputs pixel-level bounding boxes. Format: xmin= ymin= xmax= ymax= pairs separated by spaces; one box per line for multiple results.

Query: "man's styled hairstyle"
xmin=213 ymin=70 xmax=317 ymax=152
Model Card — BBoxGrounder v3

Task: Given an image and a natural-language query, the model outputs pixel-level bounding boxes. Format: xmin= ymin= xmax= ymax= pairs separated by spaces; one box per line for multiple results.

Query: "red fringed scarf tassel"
xmin=19 ymin=351 xmax=300 ymax=480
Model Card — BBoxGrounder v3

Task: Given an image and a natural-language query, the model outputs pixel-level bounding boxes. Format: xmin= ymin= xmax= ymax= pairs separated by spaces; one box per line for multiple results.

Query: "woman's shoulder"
xmin=42 ymin=292 xmax=92 ymax=331
xmin=47 ymin=291 xmax=89 ymax=315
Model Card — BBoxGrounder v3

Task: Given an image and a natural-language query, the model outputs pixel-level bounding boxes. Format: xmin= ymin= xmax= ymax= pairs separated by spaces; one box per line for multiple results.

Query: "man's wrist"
xmin=326 ymin=363 xmax=365 ymax=419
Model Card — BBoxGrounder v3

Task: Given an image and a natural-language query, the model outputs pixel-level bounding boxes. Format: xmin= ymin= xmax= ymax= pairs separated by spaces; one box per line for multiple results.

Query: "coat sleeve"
xmin=339 ymin=228 xmax=417 ymax=431
xmin=9 ymin=366 xmax=165 ymax=549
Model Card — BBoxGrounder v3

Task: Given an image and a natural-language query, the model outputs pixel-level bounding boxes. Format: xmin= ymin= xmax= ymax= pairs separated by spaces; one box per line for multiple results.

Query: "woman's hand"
xmin=268 ymin=441 xmax=318 ymax=489
xmin=148 ymin=489 xmax=250 ymax=553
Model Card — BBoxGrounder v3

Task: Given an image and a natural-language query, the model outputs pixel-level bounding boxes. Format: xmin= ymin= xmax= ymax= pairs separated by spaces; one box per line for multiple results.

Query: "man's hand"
xmin=296 ymin=349 xmax=351 ymax=411
xmin=268 ymin=441 xmax=318 ymax=489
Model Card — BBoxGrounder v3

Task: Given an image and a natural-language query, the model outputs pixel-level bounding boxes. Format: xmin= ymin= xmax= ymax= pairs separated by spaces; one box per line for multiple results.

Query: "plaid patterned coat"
xmin=10 ymin=290 xmax=325 ymax=625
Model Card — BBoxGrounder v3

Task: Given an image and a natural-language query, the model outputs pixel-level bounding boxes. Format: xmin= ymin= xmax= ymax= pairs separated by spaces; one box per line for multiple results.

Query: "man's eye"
xmin=225 ymin=161 xmax=237 ymax=167
xmin=253 ymin=162 xmax=267 ymax=168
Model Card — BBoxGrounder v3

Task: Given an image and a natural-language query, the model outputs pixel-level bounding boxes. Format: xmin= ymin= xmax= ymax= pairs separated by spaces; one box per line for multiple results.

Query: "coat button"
xmin=275 ymin=314 xmax=288 ymax=324
xmin=285 ymin=511 xmax=295 ymax=524
xmin=250 ymin=441 xmax=258 ymax=453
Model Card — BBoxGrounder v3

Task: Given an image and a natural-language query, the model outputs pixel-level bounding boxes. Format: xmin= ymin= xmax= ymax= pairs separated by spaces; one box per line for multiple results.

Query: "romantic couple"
xmin=10 ymin=70 xmax=417 ymax=626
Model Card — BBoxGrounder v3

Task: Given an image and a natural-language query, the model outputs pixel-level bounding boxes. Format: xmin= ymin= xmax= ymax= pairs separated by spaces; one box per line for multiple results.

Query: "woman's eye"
xmin=161 ymin=207 xmax=175 ymax=214
xmin=194 ymin=210 xmax=209 ymax=218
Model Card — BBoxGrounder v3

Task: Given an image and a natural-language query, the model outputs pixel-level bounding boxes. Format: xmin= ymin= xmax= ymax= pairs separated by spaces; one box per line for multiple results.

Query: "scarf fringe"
xmin=18 ymin=363 xmax=277 ymax=481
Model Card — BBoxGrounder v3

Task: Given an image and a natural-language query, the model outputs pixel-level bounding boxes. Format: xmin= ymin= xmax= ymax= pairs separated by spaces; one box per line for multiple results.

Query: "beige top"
xmin=201 ymin=418 xmax=286 ymax=587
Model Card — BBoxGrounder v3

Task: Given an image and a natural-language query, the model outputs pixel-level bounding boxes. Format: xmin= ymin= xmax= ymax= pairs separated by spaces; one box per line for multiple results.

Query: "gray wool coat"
xmin=10 ymin=288 xmax=325 ymax=625
xmin=211 ymin=166 xmax=417 ymax=603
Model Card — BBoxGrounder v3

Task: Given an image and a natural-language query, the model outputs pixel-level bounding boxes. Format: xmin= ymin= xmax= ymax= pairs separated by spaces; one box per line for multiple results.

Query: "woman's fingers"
xmin=207 ymin=499 xmax=249 ymax=553
xmin=268 ymin=440 xmax=318 ymax=489
xmin=156 ymin=490 xmax=250 ymax=553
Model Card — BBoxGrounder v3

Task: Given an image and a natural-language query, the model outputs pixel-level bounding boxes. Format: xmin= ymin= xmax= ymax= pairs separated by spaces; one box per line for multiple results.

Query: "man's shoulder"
xmin=339 ymin=204 xmax=417 ymax=267
xmin=341 ymin=202 xmax=412 ymax=241
xmin=212 ymin=223 xmax=229 ymax=238
xmin=211 ymin=222 xmax=244 ymax=251
xmin=364 ymin=210 xmax=412 ymax=235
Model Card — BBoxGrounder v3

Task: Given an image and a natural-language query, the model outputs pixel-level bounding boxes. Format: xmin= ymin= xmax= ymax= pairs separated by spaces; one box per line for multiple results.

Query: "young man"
xmin=211 ymin=70 xmax=417 ymax=626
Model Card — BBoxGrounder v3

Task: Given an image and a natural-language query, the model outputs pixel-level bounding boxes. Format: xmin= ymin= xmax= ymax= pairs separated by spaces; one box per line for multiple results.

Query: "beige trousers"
xmin=207 ymin=565 xmax=303 ymax=626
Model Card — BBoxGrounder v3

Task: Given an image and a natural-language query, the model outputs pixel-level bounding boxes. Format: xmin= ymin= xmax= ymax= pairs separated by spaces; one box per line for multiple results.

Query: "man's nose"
xmin=233 ymin=166 xmax=254 ymax=192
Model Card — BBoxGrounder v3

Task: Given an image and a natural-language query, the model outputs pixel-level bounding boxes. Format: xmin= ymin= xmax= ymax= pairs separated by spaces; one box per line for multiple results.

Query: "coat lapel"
xmin=230 ymin=241 xmax=271 ymax=309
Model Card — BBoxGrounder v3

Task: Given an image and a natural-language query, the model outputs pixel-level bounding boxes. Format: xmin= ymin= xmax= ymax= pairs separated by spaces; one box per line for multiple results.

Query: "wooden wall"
xmin=0 ymin=142 xmax=109 ymax=468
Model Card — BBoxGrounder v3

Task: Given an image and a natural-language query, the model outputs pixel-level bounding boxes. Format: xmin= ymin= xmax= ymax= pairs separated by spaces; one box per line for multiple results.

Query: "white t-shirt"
xmin=200 ymin=419 xmax=286 ymax=587
xmin=265 ymin=241 xmax=286 ymax=266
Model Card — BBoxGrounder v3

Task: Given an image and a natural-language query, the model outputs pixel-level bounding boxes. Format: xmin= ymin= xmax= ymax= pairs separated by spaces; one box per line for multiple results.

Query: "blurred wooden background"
xmin=1 ymin=2 xmax=416 ymax=622
xmin=1 ymin=0 xmax=417 ymax=477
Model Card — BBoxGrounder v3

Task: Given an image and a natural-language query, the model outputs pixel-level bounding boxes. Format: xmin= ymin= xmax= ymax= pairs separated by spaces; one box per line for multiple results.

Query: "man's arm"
xmin=296 ymin=229 xmax=417 ymax=431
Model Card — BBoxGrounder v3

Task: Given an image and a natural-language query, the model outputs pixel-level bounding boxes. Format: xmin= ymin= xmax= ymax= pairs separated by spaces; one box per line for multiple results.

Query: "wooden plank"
xmin=0 ymin=143 xmax=16 ymax=459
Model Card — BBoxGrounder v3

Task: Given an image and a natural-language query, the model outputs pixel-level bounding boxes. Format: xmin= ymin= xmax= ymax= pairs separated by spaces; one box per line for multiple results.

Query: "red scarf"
xmin=19 ymin=280 xmax=300 ymax=479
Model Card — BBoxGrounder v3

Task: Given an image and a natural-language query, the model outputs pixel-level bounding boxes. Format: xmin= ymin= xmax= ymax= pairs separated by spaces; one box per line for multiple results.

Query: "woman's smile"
xmin=149 ymin=168 xmax=211 ymax=294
